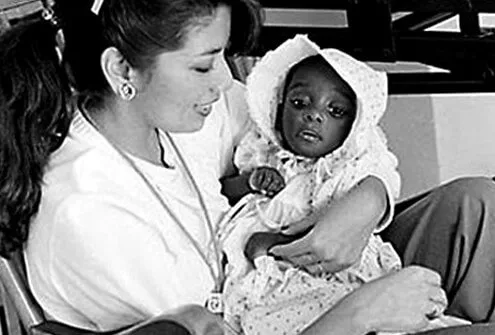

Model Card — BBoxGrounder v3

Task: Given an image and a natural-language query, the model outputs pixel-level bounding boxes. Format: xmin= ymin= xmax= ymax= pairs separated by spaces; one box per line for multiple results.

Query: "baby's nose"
xmin=303 ymin=109 xmax=324 ymax=123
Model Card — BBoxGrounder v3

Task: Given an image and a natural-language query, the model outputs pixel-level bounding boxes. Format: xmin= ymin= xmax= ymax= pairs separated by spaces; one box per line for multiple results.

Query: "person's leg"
xmin=417 ymin=323 xmax=495 ymax=335
xmin=381 ymin=177 xmax=495 ymax=322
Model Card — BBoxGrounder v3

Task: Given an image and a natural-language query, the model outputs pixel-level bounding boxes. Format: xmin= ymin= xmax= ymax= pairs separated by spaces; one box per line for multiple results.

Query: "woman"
xmin=0 ymin=1 xmax=493 ymax=335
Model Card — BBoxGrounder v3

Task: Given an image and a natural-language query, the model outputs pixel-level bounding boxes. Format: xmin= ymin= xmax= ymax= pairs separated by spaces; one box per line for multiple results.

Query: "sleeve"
xmin=232 ymin=128 xmax=272 ymax=174
xmin=47 ymin=194 xmax=202 ymax=331
xmin=337 ymin=127 xmax=401 ymax=232
xmin=364 ymin=128 xmax=401 ymax=232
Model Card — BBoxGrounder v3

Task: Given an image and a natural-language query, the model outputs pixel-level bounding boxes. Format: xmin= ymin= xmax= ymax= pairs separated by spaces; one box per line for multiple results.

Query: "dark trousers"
xmin=381 ymin=177 xmax=495 ymax=334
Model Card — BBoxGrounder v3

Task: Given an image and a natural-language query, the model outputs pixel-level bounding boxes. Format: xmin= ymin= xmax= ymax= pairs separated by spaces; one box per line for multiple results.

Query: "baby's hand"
xmin=248 ymin=166 xmax=285 ymax=197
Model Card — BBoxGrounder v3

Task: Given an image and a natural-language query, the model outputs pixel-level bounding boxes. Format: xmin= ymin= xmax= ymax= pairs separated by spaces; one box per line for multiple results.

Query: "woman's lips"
xmin=298 ymin=129 xmax=321 ymax=142
xmin=197 ymin=97 xmax=219 ymax=117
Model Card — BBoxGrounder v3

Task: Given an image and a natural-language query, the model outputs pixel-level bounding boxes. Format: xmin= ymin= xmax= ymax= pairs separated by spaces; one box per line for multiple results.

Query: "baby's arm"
xmin=220 ymin=171 xmax=252 ymax=205
xmin=221 ymin=166 xmax=285 ymax=205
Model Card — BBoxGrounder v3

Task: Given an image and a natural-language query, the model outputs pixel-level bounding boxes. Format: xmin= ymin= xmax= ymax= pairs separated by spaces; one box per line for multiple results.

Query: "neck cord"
xmin=80 ymin=111 xmax=224 ymax=294
xmin=162 ymin=131 xmax=225 ymax=291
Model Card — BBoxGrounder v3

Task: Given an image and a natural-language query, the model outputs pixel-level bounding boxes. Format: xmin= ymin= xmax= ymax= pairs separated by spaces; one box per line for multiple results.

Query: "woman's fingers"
xmin=425 ymin=301 xmax=445 ymax=320
xmin=430 ymin=285 xmax=448 ymax=303
xmin=424 ymin=269 xmax=442 ymax=286
xmin=424 ymin=289 xmax=447 ymax=320
xmin=346 ymin=266 xmax=449 ymax=333
xmin=269 ymin=234 xmax=312 ymax=260
xmin=305 ymin=260 xmax=348 ymax=275
xmin=286 ymin=252 xmax=317 ymax=266
xmin=281 ymin=215 xmax=315 ymax=235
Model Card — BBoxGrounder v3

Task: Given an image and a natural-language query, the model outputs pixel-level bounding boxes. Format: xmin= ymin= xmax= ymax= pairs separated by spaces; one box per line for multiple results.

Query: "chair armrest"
xmin=31 ymin=319 xmax=190 ymax=335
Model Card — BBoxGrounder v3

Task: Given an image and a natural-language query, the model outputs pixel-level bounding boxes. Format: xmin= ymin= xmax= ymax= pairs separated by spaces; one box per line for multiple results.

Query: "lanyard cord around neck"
xmin=81 ymin=111 xmax=224 ymax=293
xmin=162 ymin=132 xmax=224 ymax=290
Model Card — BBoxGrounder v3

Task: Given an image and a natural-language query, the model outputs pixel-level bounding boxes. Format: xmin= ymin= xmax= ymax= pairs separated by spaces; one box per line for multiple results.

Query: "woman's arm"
xmin=271 ymin=175 xmax=387 ymax=273
xmin=120 ymin=305 xmax=223 ymax=335
xmin=302 ymin=266 xmax=448 ymax=335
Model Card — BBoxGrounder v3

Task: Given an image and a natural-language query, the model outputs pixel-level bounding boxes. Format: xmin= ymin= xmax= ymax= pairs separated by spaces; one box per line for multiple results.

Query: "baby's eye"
xmin=289 ymin=97 xmax=310 ymax=109
xmin=327 ymin=106 xmax=348 ymax=118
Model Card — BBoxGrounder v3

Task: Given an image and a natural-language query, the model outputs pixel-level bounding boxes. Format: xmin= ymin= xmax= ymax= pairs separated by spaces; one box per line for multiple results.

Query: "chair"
xmin=0 ymin=252 xmax=190 ymax=335
xmin=0 ymin=252 xmax=44 ymax=335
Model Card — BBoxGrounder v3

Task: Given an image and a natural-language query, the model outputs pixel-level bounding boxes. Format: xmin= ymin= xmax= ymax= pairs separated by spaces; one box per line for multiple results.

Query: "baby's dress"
xmin=221 ymin=173 xmax=402 ymax=335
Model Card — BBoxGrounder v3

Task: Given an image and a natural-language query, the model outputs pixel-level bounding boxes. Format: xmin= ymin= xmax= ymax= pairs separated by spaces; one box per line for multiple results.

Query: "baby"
xmin=218 ymin=35 xmax=468 ymax=335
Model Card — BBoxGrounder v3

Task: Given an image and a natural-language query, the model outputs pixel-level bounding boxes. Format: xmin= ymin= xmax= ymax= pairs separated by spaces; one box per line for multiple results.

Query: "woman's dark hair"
xmin=0 ymin=0 xmax=263 ymax=257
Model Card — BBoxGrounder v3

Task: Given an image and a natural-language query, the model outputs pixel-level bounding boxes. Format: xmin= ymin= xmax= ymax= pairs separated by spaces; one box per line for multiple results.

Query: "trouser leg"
xmin=418 ymin=324 xmax=495 ymax=335
xmin=381 ymin=177 xmax=495 ymax=322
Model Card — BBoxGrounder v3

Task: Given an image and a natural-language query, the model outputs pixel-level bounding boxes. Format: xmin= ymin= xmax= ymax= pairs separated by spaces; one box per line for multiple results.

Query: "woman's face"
xmin=281 ymin=59 xmax=357 ymax=158
xmin=134 ymin=5 xmax=233 ymax=133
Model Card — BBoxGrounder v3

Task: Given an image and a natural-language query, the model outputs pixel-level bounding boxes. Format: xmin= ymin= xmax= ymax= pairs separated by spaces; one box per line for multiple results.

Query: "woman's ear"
xmin=100 ymin=47 xmax=133 ymax=96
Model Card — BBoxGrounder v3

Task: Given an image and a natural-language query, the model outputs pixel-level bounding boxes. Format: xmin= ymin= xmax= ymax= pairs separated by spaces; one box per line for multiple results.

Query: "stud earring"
xmin=119 ymin=82 xmax=136 ymax=101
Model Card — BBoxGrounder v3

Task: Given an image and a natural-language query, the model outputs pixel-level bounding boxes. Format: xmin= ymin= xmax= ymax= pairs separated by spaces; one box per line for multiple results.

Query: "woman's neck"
xmin=89 ymin=104 xmax=163 ymax=166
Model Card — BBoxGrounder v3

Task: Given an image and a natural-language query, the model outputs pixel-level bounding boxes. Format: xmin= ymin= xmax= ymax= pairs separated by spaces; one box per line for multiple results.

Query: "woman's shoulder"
xmin=46 ymin=136 xmax=131 ymax=194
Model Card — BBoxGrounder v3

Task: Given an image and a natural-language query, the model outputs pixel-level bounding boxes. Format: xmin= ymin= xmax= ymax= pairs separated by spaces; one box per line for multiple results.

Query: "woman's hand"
xmin=305 ymin=266 xmax=448 ymax=335
xmin=270 ymin=210 xmax=372 ymax=274
xmin=344 ymin=266 xmax=447 ymax=333
xmin=271 ymin=177 xmax=386 ymax=274
xmin=248 ymin=166 xmax=286 ymax=197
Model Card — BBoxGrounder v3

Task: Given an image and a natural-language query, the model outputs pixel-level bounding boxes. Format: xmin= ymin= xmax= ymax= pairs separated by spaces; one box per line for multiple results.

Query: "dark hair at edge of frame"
xmin=0 ymin=18 xmax=72 ymax=258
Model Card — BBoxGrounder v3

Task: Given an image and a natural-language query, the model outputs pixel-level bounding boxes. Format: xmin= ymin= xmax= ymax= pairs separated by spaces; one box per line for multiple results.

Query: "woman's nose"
xmin=303 ymin=109 xmax=324 ymax=123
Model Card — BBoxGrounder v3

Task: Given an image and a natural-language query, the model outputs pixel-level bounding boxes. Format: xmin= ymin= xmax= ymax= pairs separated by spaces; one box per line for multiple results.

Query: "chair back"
xmin=0 ymin=251 xmax=45 ymax=333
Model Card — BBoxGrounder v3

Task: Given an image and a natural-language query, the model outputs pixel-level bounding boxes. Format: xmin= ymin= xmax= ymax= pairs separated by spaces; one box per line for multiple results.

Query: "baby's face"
xmin=280 ymin=59 xmax=356 ymax=158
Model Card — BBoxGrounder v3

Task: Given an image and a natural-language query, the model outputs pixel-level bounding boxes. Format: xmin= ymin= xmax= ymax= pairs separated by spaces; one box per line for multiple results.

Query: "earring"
xmin=119 ymin=82 xmax=136 ymax=101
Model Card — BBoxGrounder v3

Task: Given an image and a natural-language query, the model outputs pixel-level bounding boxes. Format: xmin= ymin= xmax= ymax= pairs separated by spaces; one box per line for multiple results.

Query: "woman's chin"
xmin=177 ymin=118 xmax=207 ymax=133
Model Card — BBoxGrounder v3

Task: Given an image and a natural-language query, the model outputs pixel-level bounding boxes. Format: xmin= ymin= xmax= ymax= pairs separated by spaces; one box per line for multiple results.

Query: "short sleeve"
xmin=233 ymin=129 xmax=273 ymax=174
xmin=336 ymin=128 xmax=401 ymax=232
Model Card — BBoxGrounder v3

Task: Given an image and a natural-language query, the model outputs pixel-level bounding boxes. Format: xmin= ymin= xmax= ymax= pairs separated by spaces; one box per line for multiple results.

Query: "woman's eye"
xmin=195 ymin=67 xmax=212 ymax=74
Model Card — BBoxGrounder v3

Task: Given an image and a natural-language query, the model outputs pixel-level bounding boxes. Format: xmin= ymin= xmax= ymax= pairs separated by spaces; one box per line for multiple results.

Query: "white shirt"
xmin=25 ymin=82 xmax=249 ymax=331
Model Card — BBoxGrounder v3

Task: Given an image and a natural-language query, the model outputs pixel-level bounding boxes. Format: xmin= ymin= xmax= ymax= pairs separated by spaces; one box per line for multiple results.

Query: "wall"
xmin=382 ymin=93 xmax=495 ymax=200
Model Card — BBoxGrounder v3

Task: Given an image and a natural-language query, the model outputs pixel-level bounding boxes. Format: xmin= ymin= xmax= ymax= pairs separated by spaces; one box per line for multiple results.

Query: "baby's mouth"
xmin=298 ymin=129 xmax=321 ymax=142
